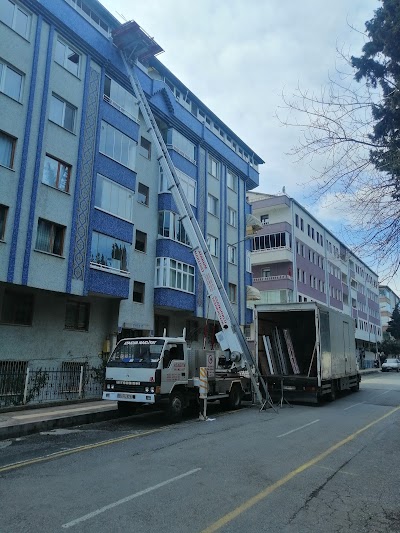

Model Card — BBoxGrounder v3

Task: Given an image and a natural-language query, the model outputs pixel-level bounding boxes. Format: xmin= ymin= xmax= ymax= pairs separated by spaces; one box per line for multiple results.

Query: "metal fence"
xmin=0 ymin=365 xmax=105 ymax=408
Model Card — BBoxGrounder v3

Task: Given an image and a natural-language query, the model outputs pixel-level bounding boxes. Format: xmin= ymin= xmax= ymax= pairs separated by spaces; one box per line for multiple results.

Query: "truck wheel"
xmin=327 ymin=383 xmax=336 ymax=402
xmin=166 ymin=392 xmax=184 ymax=423
xmin=228 ymin=385 xmax=242 ymax=409
xmin=350 ymin=381 xmax=360 ymax=392
xmin=117 ymin=401 xmax=137 ymax=417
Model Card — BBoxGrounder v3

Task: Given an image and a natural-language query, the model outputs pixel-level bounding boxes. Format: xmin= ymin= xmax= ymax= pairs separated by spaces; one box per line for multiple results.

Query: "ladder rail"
xmin=119 ymin=53 xmax=272 ymax=408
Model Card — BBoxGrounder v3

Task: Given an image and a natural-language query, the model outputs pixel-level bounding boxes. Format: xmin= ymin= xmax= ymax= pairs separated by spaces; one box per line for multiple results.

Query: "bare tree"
xmin=278 ymin=59 xmax=400 ymax=278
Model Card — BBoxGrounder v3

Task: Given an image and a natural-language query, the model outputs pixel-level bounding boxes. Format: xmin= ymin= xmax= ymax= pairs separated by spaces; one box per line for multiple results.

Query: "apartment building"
xmin=0 ymin=0 xmax=263 ymax=370
xmin=246 ymin=192 xmax=382 ymax=359
xmin=379 ymin=285 xmax=400 ymax=336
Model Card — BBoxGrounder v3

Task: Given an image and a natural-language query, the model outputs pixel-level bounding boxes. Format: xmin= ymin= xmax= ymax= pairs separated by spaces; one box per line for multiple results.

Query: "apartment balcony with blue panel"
xmin=87 ymin=209 xmax=133 ymax=298
xmin=154 ymin=287 xmax=196 ymax=311
xmin=88 ymin=267 xmax=130 ymax=299
xmin=100 ymin=97 xmax=140 ymax=143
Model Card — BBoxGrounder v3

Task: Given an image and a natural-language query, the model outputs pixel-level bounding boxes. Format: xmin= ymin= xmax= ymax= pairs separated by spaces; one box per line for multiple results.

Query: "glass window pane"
xmin=49 ymin=96 xmax=64 ymax=126
xmin=55 ymin=40 xmax=65 ymax=66
xmin=63 ymin=103 xmax=75 ymax=132
xmin=15 ymin=8 xmax=29 ymax=37
xmin=67 ymin=50 xmax=79 ymax=76
xmin=0 ymin=132 xmax=14 ymax=167
xmin=4 ymin=67 xmax=22 ymax=100
xmin=0 ymin=1 xmax=14 ymax=27
xmin=42 ymin=156 xmax=58 ymax=187
xmin=105 ymin=124 xmax=114 ymax=157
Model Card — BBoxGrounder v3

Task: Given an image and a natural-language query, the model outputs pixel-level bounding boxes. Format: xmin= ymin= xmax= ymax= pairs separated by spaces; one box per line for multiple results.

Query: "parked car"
xmin=381 ymin=358 xmax=400 ymax=372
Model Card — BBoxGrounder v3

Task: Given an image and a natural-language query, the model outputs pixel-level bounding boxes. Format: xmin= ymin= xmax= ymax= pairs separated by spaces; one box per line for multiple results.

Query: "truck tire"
xmin=117 ymin=401 xmax=137 ymax=417
xmin=350 ymin=381 xmax=360 ymax=392
xmin=326 ymin=382 xmax=336 ymax=402
xmin=228 ymin=385 xmax=242 ymax=409
xmin=166 ymin=392 xmax=184 ymax=423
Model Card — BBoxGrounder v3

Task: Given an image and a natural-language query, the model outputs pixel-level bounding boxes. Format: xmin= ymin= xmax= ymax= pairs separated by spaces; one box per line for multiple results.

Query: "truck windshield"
xmin=108 ymin=339 xmax=165 ymax=368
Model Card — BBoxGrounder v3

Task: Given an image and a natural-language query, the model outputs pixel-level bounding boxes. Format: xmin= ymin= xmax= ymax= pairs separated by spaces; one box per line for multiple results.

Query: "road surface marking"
xmin=276 ymin=419 xmax=319 ymax=438
xmin=344 ymin=389 xmax=392 ymax=411
xmin=0 ymin=428 xmax=165 ymax=473
xmin=61 ymin=468 xmax=201 ymax=529
xmin=200 ymin=405 xmax=400 ymax=533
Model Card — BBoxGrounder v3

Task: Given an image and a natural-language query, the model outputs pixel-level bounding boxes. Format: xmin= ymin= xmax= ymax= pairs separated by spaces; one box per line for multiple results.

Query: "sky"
xmin=98 ymin=0 xmax=399 ymax=294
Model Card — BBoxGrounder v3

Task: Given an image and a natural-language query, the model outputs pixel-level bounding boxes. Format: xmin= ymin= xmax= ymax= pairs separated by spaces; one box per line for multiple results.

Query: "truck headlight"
xmin=150 ymin=387 xmax=155 ymax=393
xmin=145 ymin=387 xmax=150 ymax=393
xmin=106 ymin=384 xmax=110 ymax=390
xmin=111 ymin=384 xmax=114 ymax=390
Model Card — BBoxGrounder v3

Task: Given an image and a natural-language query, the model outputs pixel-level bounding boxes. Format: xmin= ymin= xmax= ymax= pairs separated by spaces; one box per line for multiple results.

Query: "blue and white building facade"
xmin=0 ymin=0 xmax=263 ymax=369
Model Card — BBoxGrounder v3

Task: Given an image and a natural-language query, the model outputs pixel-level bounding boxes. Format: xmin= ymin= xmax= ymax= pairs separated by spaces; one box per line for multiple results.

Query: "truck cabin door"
xmin=161 ymin=343 xmax=188 ymax=393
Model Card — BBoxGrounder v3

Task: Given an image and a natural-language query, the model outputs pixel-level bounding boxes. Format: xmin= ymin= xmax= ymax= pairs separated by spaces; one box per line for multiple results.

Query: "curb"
xmin=0 ymin=408 xmax=119 ymax=441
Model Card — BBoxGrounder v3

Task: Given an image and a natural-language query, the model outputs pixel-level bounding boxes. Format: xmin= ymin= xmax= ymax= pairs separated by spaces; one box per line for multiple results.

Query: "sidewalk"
xmin=0 ymin=369 xmax=380 ymax=441
xmin=0 ymin=400 xmax=118 ymax=441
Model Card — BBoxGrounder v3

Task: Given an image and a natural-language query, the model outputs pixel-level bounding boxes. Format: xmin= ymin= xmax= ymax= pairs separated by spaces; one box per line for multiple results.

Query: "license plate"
xmin=117 ymin=393 xmax=135 ymax=399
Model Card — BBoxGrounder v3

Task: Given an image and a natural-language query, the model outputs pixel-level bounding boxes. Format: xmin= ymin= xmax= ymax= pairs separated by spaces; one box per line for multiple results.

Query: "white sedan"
xmin=381 ymin=358 xmax=400 ymax=372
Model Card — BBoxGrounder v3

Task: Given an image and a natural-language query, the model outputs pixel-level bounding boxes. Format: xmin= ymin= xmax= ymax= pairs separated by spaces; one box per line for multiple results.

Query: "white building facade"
xmin=247 ymin=192 xmax=382 ymax=364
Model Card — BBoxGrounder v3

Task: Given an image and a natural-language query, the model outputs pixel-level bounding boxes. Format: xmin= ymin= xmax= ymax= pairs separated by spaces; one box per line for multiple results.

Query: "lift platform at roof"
xmin=112 ymin=21 xmax=164 ymax=64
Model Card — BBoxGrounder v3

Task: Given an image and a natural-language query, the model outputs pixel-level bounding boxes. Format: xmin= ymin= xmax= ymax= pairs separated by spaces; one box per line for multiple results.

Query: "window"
xmin=207 ymin=234 xmax=218 ymax=257
xmin=135 ymin=230 xmax=147 ymax=253
xmin=95 ymin=174 xmax=134 ymax=221
xmin=42 ymin=154 xmax=71 ymax=192
xmin=300 ymin=218 xmax=304 ymax=231
xmin=69 ymin=0 xmax=110 ymax=35
xmin=169 ymin=129 xmax=196 ymax=162
xmin=0 ymin=130 xmax=16 ymax=168
xmin=155 ymin=257 xmax=195 ymax=293
xmin=55 ymin=39 xmax=80 ymax=76
xmin=253 ymin=232 xmax=288 ymax=250
xmin=137 ymin=182 xmax=149 ymax=206
xmin=227 ymin=245 xmax=236 ymax=264
xmin=227 ymin=207 xmax=237 ymax=227
xmin=208 ymin=155 xmax=219 ymax=179
xmin=0 ymin=360 xmax=27 ymax=398
xmin=90 ymin=232 xmax=129 ymax=272
xmin=307 ymin=224 xmax=310 ymax=237
xmin=207 ymin=194 xmax=219 ymax=217
xmin=295 ymin=214 xmax=299 ymax=228
xmin=262 ymin=268 xmax=271 ymax=278
xmin=228 ymin=283 xmax=237 ymax=303
xmin=0 ymin=61 xmax=23 ymax=101
xmin=35 ymin=218 xmax=65 ymax=256
xmin=1 ymin=289 xmax=33 ymax=325
xmin=139 ymin=136 xmax=151 ymax=159
xmin=158 ymin=211 xmax=190 ymax=246
xmin=246 ymin=250 xmax=251 ymax=273
xmin=133 ymin=281 xmax=145 ymax=303
xmin=0 ymin=0 xmax=30 ymax=38
xmin=0 ymin=204 xmax=8 ymax=240
xmin=104 ymin=75 xmax=137 ymax=120
xmin=260 ymin=214 xmax=269 ymax=225
xmin=49 ymin=94 xmax=76 ymax=132
xmin=176 ymin=169 xmax=197 ymax=206
xmin=65 ymin=301 xmax=90 ymax=331
xmin=227 ymin=169 xmax=237 ymax=191
xmin=99 ymin=121 xmax=136 ymax=170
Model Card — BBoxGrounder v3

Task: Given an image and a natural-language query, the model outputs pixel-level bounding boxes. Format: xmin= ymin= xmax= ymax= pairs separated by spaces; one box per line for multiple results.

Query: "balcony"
xmin=251 ymin=246 xmax=293 ymax=265
xmin=253 ymin=274 xmax=294 ymax=292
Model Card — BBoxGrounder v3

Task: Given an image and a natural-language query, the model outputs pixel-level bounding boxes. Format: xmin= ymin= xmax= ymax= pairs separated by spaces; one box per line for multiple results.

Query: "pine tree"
xmin=351 ymin=0 xmax=400 ymax=198
xmin=387 ymin=303 xmax=400 ymax=339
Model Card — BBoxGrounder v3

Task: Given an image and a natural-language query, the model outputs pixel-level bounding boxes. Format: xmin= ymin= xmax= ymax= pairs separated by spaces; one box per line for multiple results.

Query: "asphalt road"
xmin=1 ymin=372 xmax=400 ymax=533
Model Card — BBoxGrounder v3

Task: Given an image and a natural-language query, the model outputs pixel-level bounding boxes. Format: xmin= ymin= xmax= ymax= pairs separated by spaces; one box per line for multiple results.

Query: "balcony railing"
xmin=253 ymin=275 xmax=293 ymax=282
xmin=252 ymin=246 xmax=292 ymax=254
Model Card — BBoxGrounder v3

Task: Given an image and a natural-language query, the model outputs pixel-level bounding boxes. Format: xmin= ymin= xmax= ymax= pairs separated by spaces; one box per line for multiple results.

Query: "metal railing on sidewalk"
xmin=0 ymin=363 xmax=105 ymax=408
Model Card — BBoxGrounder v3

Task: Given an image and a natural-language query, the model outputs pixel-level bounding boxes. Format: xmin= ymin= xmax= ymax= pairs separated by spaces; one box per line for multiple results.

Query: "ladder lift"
xmin=112 ymin=22 xmax=274 ymax=410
